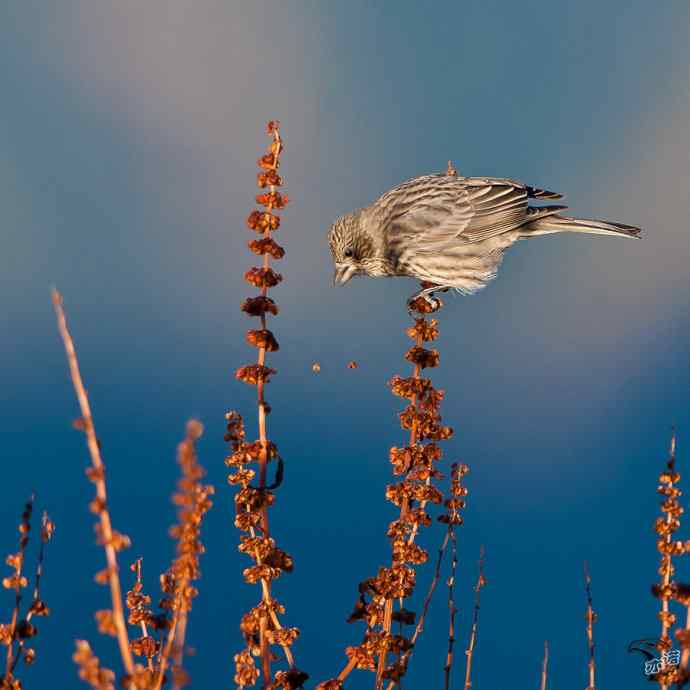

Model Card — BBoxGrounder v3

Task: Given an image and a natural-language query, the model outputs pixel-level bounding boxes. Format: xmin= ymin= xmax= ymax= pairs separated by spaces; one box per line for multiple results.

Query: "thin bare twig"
xmin=443 ymin=530 xmax=458 ymax=690
xmin=540 ymin=640 xmax=548 ymax=690
xmin=463 ymin=546 xmax=485 ymax=690
xmin=170 ymin=612 xmax=188 ymax=690
xmin=52 ymin=289 xmax=134 ymax=676
xmin=153 ymin=608 xmax=181 ymax=690
xmin=584 ymin=562 xmax=596 ymax=690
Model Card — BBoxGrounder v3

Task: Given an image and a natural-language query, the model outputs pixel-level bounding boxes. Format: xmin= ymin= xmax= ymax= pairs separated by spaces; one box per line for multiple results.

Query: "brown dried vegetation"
xmin=53 ymin=293 xmax=214 ymax=690
xmin=0 ymin=497 xmax=54 ymax=690
xmin=227 ymin=121 xmax=307 ymax=690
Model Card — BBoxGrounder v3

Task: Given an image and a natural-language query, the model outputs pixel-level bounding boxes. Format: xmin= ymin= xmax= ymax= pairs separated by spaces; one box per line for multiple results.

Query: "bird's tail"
xmin=522 ymin=213 xmax=642 ymax=239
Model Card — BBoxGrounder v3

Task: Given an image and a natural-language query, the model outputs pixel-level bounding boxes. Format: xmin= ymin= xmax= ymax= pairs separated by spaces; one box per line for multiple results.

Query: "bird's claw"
xmin=407 ymin=291 xmax=442 ymax=314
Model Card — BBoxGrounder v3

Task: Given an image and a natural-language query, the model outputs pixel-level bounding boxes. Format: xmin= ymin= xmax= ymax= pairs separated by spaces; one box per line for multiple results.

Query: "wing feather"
xmin=379 ymin=174 xmax=537 ymax=249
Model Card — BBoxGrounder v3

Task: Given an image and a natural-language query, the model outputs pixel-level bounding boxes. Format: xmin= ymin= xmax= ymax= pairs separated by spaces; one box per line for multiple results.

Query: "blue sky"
xmin=2 ymin=2 xmax=690 ymax=688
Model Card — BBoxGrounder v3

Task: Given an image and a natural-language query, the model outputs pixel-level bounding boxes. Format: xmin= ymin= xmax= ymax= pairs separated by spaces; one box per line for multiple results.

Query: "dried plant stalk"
xmin=656 ymin=433 xmax=690 ymax=688
xmin=3 ymin=495 xmax=34 ymax=682
xmin=149 ymin=420 xmax=213 ymax=690
xmin=382 ymin=464 xmax=470 ymax=690
xmin=125 ymin=558 xmax=155 ymax=674
xmin=650 ymin=432 xmax=689 ymax=689
xmin=443 ymin=537 xmax=457 ymax=690
xmin=52 ymin=290 xmax=134 ymax=678
xmin=463 ymin=546 xmax=486 ymax=690
xmin=170 ymin=612 xmax=188 ymax=690
xmin=583 ymin=562 xmax=596 ymax=690
xmin=332 ymin=292 xmax=453 ymax=689
xmin=1 ymin=497 xmax=54 ymax=688
xmin=228 ymin=122 xmax=306 ymax=690
xmin=540 ymin=640 xmax=548 ymax=690
xmin=442 ymin=465 xmax=465 ymax=690
xmin=27 ymin=512 xmax=54 ymax=624
xmin=73 ymin=640 xmax=116 ymax=690
xmin=322 ymin=178 xmax=466 ymax=688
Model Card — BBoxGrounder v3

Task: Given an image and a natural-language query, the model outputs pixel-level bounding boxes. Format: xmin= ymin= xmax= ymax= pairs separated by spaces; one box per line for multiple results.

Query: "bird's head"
xmin=328 ymin=210 xmax=376 ymax=286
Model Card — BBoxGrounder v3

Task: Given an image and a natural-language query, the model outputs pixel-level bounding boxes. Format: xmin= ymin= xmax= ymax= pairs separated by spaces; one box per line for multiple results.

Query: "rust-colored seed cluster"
xmin=228 ymin=122 xmax=306 ymax=690
xmin=649 ymin=434 xmax=690 ymax=688
xmin=140 ymin=420 xmax=214 ymax=690
xmin=320 ymin=290 xmax=466 ymax=690
xmin=73 ymin=640 xmax=115 ymax=690
xmin=0 ymin=497 xmax=54 ymax=690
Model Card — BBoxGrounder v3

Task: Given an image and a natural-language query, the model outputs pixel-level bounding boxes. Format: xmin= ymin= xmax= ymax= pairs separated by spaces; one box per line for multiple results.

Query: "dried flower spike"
xmin=327 ymin=236 xmax=461 ymax=690
xmin=583 ymin=562 xmax=597 ymax=690
xmin=52 ymin=290 xmax=134 ymax=678
xmin=651 ymin=431 xmax=687 ymax=688
xmin=2 ymin=500 xmax=55 ymax=688
xmin=153 ymin=420 xmax=214 ymax=690
xmin=229 ymin=122 xmax=306 ymax=689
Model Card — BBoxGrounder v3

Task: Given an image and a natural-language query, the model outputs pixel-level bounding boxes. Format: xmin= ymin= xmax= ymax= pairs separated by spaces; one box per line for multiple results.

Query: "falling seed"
xmin=312 ymin=362 xmax=321 ymax=373
xmin=347 ymin=361 xmax=358 ymax=369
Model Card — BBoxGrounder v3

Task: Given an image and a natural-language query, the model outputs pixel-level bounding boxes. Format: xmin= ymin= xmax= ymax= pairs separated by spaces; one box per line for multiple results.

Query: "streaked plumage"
xmin=328 ymin=173 xmax=641 ymax=305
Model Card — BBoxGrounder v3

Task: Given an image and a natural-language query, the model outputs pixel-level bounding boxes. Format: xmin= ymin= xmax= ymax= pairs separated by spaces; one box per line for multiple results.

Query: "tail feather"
xmin=522 ymin=213 xmax=642 ymax=239
xmin=526 ymin=185 xmax=564 ymax=200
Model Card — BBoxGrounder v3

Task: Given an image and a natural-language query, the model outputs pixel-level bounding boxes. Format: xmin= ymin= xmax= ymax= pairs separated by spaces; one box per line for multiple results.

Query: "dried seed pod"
xmin=248 ymin=238 xmax=285 ymax=259
xmin=244 ymin=267 xmax=283 ymax=288
xmin=246 ymin=329 xmax=280 ymax=352
xmin=241 ymin=296 xmax=279 ymax=317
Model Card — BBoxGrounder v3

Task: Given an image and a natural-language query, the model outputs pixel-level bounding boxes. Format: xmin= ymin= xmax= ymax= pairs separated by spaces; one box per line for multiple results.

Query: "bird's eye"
xmin=344 ymin=248 xmax=354 ymax=258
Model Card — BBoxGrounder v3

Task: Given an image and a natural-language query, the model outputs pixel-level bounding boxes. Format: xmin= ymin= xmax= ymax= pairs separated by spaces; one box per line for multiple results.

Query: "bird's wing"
xmin=379 ymin=175 xmax=534 ymax=249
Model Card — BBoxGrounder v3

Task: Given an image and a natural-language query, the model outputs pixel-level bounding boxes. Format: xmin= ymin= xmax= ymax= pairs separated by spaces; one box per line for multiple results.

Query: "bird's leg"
xmin=406 ymin=284 xmax=444 ymax=314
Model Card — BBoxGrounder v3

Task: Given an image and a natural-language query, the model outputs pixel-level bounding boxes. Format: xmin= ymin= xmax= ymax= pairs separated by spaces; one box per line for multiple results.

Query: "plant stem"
xmin=52 ymin=290 xmax=134 ymax=677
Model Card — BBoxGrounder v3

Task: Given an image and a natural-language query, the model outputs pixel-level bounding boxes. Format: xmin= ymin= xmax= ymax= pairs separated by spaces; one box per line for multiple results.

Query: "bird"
xmin=329 ymin=171 xmax=642 ymax=309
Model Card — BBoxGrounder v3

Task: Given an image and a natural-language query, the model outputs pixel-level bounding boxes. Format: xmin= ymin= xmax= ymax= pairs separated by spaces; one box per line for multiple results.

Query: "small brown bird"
xmin=329 ymin=173 xmax=641 ymax=308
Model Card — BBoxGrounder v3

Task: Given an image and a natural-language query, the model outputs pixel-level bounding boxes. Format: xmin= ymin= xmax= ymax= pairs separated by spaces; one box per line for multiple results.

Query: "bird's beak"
xmin=333 ymin=263 xmax=357 ymax=286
